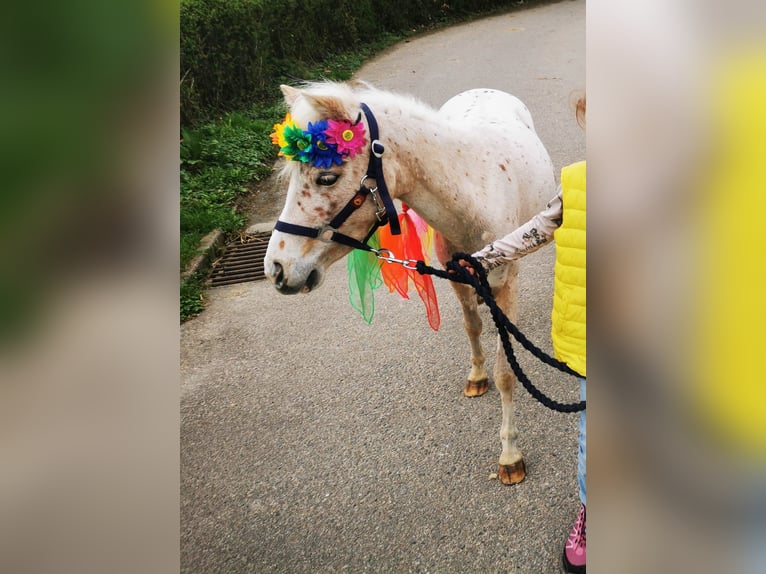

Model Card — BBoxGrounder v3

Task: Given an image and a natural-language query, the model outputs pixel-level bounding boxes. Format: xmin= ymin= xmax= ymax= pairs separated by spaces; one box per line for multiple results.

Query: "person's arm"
xmin=472 ymin=188 xmax=563 ymax=272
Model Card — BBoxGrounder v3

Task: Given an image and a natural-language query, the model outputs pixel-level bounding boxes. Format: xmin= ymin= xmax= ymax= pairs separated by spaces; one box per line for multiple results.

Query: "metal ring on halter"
xmin=374 ymin=248 xmax=402 ymax=264
xmin=316 ymin=225 xmax=337 ymax=243
xmin=359 ymin=174 xmax=378 ymax=193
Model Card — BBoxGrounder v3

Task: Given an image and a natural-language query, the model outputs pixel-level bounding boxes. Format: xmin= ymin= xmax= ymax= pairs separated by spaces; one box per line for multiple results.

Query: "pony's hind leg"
xmin=493 ymin=267 xmax=526 ymax=485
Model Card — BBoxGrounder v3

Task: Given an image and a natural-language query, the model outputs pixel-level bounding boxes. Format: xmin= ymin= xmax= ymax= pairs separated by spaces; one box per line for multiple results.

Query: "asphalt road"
xmin=181 ymin=1 xmax=585 ymax=572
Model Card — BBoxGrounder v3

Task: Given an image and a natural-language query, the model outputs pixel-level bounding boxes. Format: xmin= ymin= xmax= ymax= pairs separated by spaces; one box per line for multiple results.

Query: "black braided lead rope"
xmin=415 ymin=253 xmax=586 ymax=413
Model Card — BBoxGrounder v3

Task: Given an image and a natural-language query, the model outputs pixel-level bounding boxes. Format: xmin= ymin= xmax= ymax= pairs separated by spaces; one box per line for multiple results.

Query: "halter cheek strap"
xmin=360 ymin=103 xmax=400 ymax=236
xmin=274 ymin=102 xmax=400 ymax=252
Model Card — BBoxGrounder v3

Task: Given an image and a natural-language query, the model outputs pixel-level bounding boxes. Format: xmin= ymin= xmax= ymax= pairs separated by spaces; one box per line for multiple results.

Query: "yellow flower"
xmin=270 ymin=113 xmax=294 ymax=155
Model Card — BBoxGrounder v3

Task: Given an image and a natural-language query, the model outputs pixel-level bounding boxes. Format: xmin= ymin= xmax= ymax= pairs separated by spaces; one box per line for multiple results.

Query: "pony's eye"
xmin=316 ymin=172 xmax=339 ymax=186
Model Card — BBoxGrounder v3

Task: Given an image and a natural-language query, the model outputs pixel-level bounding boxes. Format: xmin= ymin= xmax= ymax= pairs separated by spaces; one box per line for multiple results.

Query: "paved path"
xmin=181 ymin=1 xmax=585 ymax=572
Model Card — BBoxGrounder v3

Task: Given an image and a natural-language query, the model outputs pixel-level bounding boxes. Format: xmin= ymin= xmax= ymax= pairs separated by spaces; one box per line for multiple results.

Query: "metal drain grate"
xmin=209 ymin=232 xmax=271 ymax=287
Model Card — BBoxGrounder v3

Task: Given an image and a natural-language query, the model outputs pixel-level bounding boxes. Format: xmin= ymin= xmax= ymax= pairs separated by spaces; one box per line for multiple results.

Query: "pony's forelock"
xmin=287 ymin=81 xmax=361 ymax=126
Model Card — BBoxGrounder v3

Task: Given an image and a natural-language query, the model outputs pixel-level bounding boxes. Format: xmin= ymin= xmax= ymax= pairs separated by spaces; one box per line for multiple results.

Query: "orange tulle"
xmin=377 ymin=223 xmax=409 ymax=299
xmin=378 ymin=205 xmax=440 ymax=331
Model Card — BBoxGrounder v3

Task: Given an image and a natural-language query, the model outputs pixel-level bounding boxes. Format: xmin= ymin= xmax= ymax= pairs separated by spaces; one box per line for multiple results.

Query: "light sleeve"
xmin=472 ymin=188 xmax=563 ymax=272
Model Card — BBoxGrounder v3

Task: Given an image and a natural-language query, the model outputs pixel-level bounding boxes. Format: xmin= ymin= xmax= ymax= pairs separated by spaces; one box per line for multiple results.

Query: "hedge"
xmin=181 ymin=0 xmax=542 ymax=125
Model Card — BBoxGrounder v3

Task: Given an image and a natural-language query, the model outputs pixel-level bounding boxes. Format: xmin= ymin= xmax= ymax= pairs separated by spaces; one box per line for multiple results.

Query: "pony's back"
xmin=439 ymin=89 xmax=535 ymax=131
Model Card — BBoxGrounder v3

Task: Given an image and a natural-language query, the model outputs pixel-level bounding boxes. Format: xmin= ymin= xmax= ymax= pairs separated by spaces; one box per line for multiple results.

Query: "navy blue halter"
xmin=274 ymin=103 xmax=400 ymax=252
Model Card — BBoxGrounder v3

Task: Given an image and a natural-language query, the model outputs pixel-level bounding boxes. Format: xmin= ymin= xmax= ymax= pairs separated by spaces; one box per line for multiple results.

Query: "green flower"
xmin=281 ymin=123 xmax=313 ymax=163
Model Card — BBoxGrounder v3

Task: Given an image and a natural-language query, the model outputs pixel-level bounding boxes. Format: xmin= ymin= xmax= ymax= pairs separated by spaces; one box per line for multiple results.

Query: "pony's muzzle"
xmin=268 ymin=260 xmax=321 ymax=294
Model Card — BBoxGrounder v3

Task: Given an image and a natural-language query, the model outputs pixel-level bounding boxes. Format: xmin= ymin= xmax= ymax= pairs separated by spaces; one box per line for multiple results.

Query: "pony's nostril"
xmin=305 ymin=269 xmax=320 ymax=292
xmin=273 ymin=262 xmax=285 ymax=288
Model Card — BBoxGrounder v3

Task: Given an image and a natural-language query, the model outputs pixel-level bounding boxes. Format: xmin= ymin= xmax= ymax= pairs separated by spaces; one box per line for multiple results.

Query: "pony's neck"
xmin=366 ymin=95 xmax=493 ymax=251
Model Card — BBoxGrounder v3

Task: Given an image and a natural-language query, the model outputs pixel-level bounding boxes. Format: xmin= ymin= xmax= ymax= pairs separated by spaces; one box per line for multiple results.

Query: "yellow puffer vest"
xmin=694 ymin=51 xmax=766 ymax=455
xmin=551 ymin=161 xmax=586 ymax=377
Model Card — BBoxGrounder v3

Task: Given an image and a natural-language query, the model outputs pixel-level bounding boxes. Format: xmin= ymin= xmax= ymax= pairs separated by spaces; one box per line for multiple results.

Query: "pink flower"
xmin=324 ymin=119 xmax=366 ymax=158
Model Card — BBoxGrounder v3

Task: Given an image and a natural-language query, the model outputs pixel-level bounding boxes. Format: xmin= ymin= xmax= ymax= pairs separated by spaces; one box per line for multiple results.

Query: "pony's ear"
xmin=348 ymin=79 xmax=374 ymax=92
xmin=280 ymin=84 xmax=349 ymax=119
xmin=300 ymin=93 xmax=349 ymax=121
xmin=280 ymin=85 xmax=301 ymax=108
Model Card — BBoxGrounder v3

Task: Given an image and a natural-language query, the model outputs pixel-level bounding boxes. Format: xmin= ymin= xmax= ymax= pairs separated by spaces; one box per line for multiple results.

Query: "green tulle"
xmin=347 ymin=232 xmax=383 ymax=324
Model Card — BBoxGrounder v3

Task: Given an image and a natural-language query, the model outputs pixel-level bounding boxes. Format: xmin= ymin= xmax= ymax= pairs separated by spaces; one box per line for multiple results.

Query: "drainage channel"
xmin=209 ymin=232 xmax=271 ymax=287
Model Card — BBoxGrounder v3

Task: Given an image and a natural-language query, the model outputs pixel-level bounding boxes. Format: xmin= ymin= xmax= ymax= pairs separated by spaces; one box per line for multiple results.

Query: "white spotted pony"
xmin=264 ymin=81 xmax=554 ymax=484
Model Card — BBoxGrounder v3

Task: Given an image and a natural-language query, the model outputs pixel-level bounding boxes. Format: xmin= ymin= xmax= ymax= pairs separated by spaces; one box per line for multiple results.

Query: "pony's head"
xmin=264 ymin=82 xmax=383 ymax=294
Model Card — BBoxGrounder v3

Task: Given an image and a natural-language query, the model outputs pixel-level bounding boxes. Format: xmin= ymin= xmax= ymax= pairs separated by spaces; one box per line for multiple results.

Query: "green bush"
xmin=180 ymin=0 xmax=541 ymax=125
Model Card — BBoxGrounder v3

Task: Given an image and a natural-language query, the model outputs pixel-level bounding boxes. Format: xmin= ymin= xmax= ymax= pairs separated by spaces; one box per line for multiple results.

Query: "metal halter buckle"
xmin=369 ymin=189 xmax=386 ymax=222
xmin=360 ymin=175 xmax=386 ymax=222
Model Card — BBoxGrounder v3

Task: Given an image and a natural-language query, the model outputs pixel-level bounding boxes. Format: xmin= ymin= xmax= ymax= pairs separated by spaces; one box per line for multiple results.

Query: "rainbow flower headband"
xmin=270 ymin=113 xmax=367 ymax=169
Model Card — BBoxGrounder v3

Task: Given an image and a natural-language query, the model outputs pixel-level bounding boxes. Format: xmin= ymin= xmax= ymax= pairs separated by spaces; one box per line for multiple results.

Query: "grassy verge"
xmin=180 ymin=107 xmax=279 ymax=269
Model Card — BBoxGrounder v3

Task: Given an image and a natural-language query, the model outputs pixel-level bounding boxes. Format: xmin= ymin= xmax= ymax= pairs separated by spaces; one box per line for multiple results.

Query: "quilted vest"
xmin=551 ymin=161 xmax=586 ymax=377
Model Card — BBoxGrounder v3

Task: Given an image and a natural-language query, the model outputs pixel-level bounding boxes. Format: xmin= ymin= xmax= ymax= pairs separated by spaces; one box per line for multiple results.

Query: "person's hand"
xmin=458 ymin=259 xmax=477 ymax=275
xmin=447 ymin=258 xmax=477 ymax=275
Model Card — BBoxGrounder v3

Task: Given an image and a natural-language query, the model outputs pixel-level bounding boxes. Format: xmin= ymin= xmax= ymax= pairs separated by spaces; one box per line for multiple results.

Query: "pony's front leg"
xmin=449 ymin=281 xmax=489 ymax=397
xmin=435 ymin=233 xmax=489 ymax=397
xmin=493 ymin=267 xmax=526 ymax=485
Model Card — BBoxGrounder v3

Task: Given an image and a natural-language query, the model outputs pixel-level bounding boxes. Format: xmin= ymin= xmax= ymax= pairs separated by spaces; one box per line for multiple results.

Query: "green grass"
xmin=180 ymin=273 xmax=207 ymax=321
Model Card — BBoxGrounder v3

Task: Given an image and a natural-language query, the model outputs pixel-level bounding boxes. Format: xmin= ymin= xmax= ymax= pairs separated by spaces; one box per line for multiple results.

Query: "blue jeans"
xmin=578 ymin=377 xmax=586 ymax=505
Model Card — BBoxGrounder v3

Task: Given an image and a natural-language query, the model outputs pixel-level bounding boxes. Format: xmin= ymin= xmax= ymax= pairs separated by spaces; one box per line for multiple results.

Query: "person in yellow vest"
xmin=460 ymin=96 xmax=586 ymax=574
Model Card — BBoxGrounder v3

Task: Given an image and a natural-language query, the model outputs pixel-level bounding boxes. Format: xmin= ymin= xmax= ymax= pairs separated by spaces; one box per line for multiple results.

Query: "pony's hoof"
xmin=464 ymin=379 xmax=489 ymax=397
xmin=498 ymin=460 xmax=527 ymax=485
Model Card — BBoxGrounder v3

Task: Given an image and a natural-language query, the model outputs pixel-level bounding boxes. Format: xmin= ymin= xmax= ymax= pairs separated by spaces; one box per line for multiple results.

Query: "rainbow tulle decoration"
xmin=347 ymin=205 xmax=440 ymax=330
xmin=347 ymin=232 xmax=382 ymax=324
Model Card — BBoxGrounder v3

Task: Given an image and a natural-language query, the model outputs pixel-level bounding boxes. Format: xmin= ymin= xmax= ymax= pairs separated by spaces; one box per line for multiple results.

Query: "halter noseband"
xmin=274 ymin=103 xmax=400 ymax=252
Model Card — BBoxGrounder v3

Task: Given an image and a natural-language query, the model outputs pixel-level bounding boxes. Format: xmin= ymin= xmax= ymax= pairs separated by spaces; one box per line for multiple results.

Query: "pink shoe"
xmin=562 ymin=504 xmax=586 ymax=573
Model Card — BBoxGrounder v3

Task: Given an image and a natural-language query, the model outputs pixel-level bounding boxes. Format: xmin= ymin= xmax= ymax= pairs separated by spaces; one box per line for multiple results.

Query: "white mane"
xmin=292 ymin=80 xmax=439 ymax=127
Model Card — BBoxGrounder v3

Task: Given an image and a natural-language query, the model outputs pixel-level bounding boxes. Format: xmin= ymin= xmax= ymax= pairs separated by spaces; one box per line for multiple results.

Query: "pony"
xmin=264 ymin=81 xmax=554 ymax=484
